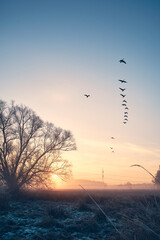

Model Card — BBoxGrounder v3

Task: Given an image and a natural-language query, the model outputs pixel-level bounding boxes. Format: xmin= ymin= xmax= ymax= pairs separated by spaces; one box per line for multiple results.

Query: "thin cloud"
xmin=123 ymin=142 xmax=160 ymax=158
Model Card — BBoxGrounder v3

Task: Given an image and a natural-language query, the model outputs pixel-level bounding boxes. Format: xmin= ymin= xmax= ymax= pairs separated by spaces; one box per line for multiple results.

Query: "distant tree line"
xmin=153 ymin=166 xmax=160 ymax=186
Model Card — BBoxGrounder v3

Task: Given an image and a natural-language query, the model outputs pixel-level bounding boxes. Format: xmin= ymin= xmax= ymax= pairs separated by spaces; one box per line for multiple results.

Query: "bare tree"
xmin=0 ymin=100 xmax=76 ymax=194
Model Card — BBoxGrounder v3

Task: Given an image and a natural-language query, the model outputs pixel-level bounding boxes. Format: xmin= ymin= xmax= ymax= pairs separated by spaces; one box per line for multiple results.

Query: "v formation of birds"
xmin=118 ymin=58 xmax=129 ymax=125
xmin=109 ymin=58 xmax=129 ymax=153
xmin=84 ymin=58 xmax=128 ymax=153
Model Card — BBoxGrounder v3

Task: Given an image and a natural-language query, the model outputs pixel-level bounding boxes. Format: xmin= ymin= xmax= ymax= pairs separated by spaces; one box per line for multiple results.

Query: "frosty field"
xmin=0 ymin=189 xmax=160 ymax=240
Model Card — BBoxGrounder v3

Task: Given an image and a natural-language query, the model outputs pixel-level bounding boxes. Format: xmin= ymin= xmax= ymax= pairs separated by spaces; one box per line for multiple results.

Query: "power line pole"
xmin=102 ymin=168 xmax=104 ymax=184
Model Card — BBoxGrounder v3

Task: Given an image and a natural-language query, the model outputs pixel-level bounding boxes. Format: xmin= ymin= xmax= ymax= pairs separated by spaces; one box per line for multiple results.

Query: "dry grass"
xmin=0 ymin=188 xmax=160 ymax=239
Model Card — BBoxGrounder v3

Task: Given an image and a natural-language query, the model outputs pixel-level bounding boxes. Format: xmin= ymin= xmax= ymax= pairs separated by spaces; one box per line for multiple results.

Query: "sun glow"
xmin=51 ymin=174 xmax=63 ymax=188
xmin=52 ymin=174 xmax=58 ymax=179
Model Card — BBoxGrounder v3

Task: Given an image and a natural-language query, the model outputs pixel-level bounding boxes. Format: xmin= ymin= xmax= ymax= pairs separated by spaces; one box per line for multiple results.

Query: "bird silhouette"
xmin=119 ymin=88 xmax=126 ymax=92
xmin=124 ymin=112 xmax=128 ymax=114
xmin=112 ymin=150 xmax=115 ymax=153
xmin=123 ymin=100 xmax=127 ymax=103
xmin=84 ymin=94 xmax=90 ymax=98
xmin=120 ymin=94 xmax=126 ymax=98
xmin=118 ymin=79 xmax=127 ymax=83
xmin=122 ymin=104 xmax=126 ymax=106
xmin=123 ymin=122 xmax=127 ymax=124
xmin=124 ymin=118 xmax=128 ymax=121
xmin=125 ymin=107 xmax=129 ymax=110
xmin=119 ymin=58 xmax=126 ymax=64
xmin=111 ymin=137 xmax=115 ymax=139
xmin=124 ymin=115 xmax=128 ymax=118
xmin=110 ymin=147 xmax=113 ymax=150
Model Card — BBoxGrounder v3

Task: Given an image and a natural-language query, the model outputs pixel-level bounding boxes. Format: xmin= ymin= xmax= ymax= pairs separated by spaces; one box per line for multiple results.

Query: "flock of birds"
xmin=84 ymin=58 xmax=129 ymax=125
xmin=109 ymin=59 xmax=129 ymax=153
xmin=118 ymin=58 xmax=129 ymax=125
xmin=109 ymin=136 xmax=115 ymax=153
xmin=84 ymin=58 xmax=129 ymax=153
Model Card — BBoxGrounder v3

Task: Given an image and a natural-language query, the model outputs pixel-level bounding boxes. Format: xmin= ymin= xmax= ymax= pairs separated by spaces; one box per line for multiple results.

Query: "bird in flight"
xmin=111 ymin=137 xmax=115 ymax=139
xmin=124 ymin=112 xmax=128 ymax=114
xmin=119 ymin=58 xmax=126 ymax=64
xmin=125 ymin=107 xmax=129 ymax=110
xmin=123 ymin=100 xmax=127 ymax=103
xmin=110 ymin=147 xmax=113 ymax=150
xmin=124 ymin=115 xmax=128 ymax=118
xmin=124 ymin=118 xmax=128 ymax=121
xmin=123 ymin=122 xmax=127 ymax=124
xmin=120 ymin=94 xmax=126 ymax=98
xmin=122 ymin=103 xmax=126 ymax=106
xmin=119 ymin=87 xmax=126 ymax=92
xmin=118 ymin=79 xmax=127 ymax=83
xmin=84 ymin=94 xmax=90 ymax=98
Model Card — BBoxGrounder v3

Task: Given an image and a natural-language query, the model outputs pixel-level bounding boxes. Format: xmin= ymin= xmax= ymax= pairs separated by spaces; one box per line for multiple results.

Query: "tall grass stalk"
xmin=130 ymin=164 xmax=160 ymax=184
xmin=119 ymin=213 xmax=160 ymax=239
xmin=79 ymin=184 xmax=126 ymax=240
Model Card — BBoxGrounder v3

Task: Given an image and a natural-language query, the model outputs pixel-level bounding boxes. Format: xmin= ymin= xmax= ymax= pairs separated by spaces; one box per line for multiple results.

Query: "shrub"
xmin=37 ymin=215 xmax=63 ymax=228
xmin=77 ymin=200 xmax=92 ymax=212
xmin=46 ymin=205 xmax=68 ymax=219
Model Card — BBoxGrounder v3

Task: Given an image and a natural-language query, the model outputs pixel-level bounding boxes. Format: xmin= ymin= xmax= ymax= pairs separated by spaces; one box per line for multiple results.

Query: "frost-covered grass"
xmin=0 ymin=189 xmax=160 ymax=239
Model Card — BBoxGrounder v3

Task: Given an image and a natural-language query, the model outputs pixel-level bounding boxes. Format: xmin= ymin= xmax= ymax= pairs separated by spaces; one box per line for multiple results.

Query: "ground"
xmin=0 ymin=189 xmax=160 ymax=240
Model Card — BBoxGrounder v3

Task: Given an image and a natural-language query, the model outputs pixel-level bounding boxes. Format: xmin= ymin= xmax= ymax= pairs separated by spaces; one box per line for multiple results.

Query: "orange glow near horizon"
xmin=1 ymin=1 xmax=160 ymax=190
xmin=60 ymin=138 xmax=159 ymax=188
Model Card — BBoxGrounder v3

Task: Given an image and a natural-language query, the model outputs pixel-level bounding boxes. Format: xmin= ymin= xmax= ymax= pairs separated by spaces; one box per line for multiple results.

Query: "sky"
xmin=1 ymin=0 xmax=160 ymax=187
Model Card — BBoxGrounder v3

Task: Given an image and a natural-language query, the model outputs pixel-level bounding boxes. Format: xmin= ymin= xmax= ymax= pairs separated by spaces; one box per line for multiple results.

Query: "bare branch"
xmin=0 ymin=100 xmax=76 ymax=194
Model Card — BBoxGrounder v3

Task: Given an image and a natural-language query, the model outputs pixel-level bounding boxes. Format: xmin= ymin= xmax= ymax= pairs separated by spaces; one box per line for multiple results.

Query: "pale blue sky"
xmin=1 ymin=0 xmax=160 ymax=185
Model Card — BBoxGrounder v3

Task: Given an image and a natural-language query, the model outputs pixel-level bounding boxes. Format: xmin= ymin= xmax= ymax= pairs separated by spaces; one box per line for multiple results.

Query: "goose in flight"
xmin=124 ymin=112 xmax=128 ymax=114
xmin=119 ymin=58 xmax=126 ymax=64
xmin=124 ymin=118 xmax=128 ymax=121
xmin=111 ymin=137 xmax=115 ymax=139
xmin=110 ymin=147 xmax=113 ymax=150
xmin=118 ymin=79 xmax=127 ymax=83
xmin=119 ymin=87 xmax=126 ymax=92
xmin=125 ymin=107 xmax=129 ymax=110
xmin=120 ymin=94 xmax=126 ymax=98
xmin=123 ymin=122 xmax=127 ymax=124
xmin=122 ymin=103 xmax=126 ymax=106
xmin=84 ymin=94 xmax=90 ymax=98
xmin=123 ymin=100 xmax=127 ymax=103
xmin=124 ymin=115 xmax=128 ymax=118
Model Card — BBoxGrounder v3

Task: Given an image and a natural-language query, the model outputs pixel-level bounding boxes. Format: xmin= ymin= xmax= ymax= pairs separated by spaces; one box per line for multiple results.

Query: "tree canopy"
xmin=0 ymin=100 xmax=76 ymax=194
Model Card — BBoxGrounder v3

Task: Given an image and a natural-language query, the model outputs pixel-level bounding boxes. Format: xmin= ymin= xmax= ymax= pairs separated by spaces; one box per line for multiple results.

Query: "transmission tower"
xmin=102 ymin=168 xmax=104 ymax=183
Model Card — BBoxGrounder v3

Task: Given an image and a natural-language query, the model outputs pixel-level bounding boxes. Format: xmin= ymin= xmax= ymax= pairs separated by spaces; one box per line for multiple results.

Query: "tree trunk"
xmin=6 ymin=176 xmax=20 ymax=197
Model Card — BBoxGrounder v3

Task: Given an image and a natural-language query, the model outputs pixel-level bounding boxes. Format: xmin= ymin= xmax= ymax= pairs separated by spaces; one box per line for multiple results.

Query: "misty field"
xmin=0 ymin=189 xmax=160 ymax=240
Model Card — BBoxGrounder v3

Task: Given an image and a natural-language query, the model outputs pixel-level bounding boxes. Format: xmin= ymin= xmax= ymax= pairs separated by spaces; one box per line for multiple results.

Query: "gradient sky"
xmin=1 ymin=0 xmax=160 ymax=186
